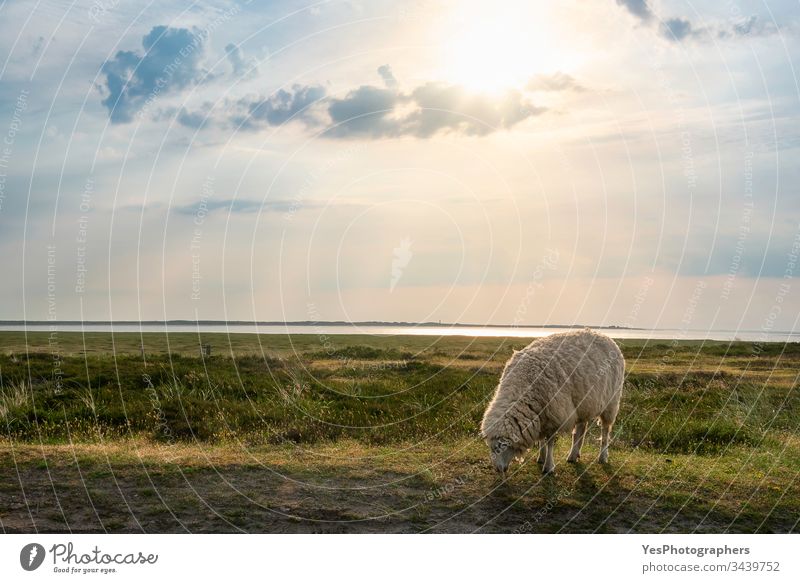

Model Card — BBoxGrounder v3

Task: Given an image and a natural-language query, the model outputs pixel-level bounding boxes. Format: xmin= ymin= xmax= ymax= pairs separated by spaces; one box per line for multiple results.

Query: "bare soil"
xmin=2 ymin=439 xmax=795 ymax=534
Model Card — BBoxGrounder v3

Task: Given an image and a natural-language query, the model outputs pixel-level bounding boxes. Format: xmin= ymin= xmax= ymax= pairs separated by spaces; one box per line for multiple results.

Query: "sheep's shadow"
xmin=540 ymin=472 xmax=562 ymax=503
xmin=567 ymin=460 xmax=599 ymax=495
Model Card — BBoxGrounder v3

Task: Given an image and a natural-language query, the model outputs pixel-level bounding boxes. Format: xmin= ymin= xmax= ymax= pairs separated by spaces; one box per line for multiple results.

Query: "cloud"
xmin=245 ymin=84 xmax=327 ymax=126
xmin=100 ymin=26 xmax=206 ymax=123
xmin=527 ymin=72 xmax=585 ymax=93
xmin=327 ymin=84 xmax=400 ymax=137
xmin=225 ymin=42 xmax=258 ymax=79
xmin=170 ymin=67 xmax=545 ymax=138
xmin=176 ymin=107 xmax=209 ymax=129
xmin=661 ymin=18 xmax=695 ymax=41
xmin=658 ymin=15 xmax=779 ymax=42
xmin=614 ymin=0 xmax=782 ymax=43
xmin=326 ymin=68 xmax=545 ymax=138
xmin=403 ymin=83 xmax=544 ymax=138
xmin=173 ymin=198 xmax=303 ymax=215
xmin=615 ymin=0 xmax=654 ymax=23
xmin=732 ymin=16 xmax=759 ymax=36
xmin=163 ymin=84 xmax=327 ymax=130
xmin=718 ymin=15 xmax=780 ymax=39
xmin=377 ymin=64 xmax=397 ymax=89
xmin=665 ymin=230 xmax=800 ymax=279
xmin=31 ymin=35 xmax=46 ymax=56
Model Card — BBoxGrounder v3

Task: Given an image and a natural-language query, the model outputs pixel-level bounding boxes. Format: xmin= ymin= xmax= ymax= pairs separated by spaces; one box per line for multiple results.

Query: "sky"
xmin=1 ymin=0 xmax=799 ymax=331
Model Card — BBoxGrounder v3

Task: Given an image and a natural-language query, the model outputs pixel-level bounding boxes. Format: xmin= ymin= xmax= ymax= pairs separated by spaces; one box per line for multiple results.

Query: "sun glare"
xmin=440 ymin=1 xmax=566 ymax=94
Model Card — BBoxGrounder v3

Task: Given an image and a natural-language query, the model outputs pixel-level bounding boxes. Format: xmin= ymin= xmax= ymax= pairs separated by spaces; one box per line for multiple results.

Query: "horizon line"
xmin=0 ymin=319 xmax=636 ymax=329
xmin=2 ymin=320 xmax=798 ymax=335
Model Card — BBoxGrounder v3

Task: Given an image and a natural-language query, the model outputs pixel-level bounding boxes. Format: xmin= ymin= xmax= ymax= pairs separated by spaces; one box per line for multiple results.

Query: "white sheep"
xmin=480 ymin=328 xmax=625 ymax=476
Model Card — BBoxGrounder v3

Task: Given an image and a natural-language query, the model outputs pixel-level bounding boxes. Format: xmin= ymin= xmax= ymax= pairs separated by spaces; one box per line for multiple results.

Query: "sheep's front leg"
xmin=536 ymin=439 xmax=546 ymax=464
xmin=599 ymin=420 xmax=613 ymax=464
xmin=542 ymin=435 xmax=557 ymax=474
xmin=567 ymin=421 xmax=588 ymax=463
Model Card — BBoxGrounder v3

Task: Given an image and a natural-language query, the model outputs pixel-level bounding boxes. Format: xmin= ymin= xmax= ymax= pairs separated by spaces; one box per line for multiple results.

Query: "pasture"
xmin=1 ymin=331 xmax=798 ymax=533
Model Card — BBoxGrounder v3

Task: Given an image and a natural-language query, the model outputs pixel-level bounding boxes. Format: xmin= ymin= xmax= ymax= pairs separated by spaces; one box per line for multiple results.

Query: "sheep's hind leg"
xmin=536 ymin=439 xmax=546 ymax=464
xmin=599 ymin=419 xmax=613 ymax=464
xmin=567 ymin=422 xmax=588 ymax=463
xmin=542 ymin=435 xmax=557 ymax=474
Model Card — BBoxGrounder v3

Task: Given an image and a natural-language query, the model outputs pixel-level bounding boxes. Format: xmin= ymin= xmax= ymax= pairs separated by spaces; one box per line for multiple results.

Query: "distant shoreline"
xmin=0 ymin=320 xmax=640 ymax=329
xmin=1 ymin=321 xmax=799 ymax=336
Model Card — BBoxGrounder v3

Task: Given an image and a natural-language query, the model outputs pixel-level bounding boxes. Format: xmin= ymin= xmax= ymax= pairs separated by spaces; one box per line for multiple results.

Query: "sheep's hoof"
xmin=542 ymin=466 xmax=556 ymax=475
xmin=567 ymin=456 xmax=579 ymax=463
xmin=599 ymin=456 xmax=609 ymax=464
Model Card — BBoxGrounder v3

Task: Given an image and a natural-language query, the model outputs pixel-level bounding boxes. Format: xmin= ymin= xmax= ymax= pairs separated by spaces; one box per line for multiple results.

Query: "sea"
xmin=0 ymin=323 xmax=798 ymax=343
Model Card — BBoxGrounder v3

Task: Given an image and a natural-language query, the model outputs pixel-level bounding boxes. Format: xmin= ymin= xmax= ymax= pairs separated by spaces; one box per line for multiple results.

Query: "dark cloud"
xmin=377 ymin=64 xmax=398 ymax=89
xmin=614 ymin=0 xmax=781 ymax=43
xmin=327 ymin=84 xmax=401 ymax=137
xmin=101 ymin=26 xmax=206 ymax=123
xmin=661 ymin=18 xmax=695 ymax=41
xmin=31 ymin=35 xmax=46 ymax=56
xmin=659 ymin=15 xmax=779 ymax=42
xmin=615 ymin=0 xmax=654 ymax=23
xmin=527 ymin=72 xmax=585 ymax=93
xmin=176 ymin=107 xmax=208 ymax=129
xmin=174 ymin=198 xmax=301 ymax=215
xmin=733 ymin=16 xmax=758 ymax=36
xmin=245 ymin=84 xmax=327 ymax=126
xmin=167 ymin=84 xmax=327 ymax=131
xmin=720 ymin=15 xmax=780 ymax=39
xmin=171 ymin=67 xmax=545 ymax=138
xmin=225 ymin=42 xmax=258 ymax=79
xmin=326 ymin=68 xmax=544 ymax=138
xmin=155 ymin=105 xmax=209 ymax=129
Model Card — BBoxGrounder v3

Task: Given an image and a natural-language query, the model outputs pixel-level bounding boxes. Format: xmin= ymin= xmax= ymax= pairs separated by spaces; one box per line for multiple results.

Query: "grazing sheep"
xmin=481 ymin=328 xmax=625 ymax=476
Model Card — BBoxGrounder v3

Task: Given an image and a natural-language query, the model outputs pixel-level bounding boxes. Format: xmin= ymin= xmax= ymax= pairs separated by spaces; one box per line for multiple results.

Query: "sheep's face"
xmin=486 ymin=437 xmax=522 ymax=478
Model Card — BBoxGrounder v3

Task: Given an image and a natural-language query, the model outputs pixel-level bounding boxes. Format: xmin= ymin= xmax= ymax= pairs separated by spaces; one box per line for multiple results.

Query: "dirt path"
xmin=1 ymin=440 xmax=796 ymax=533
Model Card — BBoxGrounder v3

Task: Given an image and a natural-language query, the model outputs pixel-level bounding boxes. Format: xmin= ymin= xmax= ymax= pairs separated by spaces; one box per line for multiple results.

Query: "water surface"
xmin=1 ymin=323 xmax=797 ymax=343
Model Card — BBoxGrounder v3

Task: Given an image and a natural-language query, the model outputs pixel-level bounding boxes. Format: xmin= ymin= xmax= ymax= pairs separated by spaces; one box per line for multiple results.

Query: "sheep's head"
xmin=485 ymin=436 xmax=524 ymax=479
xmin=481 ymin=411 xmax=540 ymax=479
xmin=480 ymin=381 xmax=540 ymax=478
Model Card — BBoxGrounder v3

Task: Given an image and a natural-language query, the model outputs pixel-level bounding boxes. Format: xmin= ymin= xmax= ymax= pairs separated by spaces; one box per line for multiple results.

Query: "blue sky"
xmin=1 ymin=0 xmax=799 ymax=330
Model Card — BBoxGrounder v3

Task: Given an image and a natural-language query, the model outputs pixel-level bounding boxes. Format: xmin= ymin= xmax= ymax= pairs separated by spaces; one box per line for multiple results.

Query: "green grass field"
xmin=1 ymin=331 xmax=799 ymax=533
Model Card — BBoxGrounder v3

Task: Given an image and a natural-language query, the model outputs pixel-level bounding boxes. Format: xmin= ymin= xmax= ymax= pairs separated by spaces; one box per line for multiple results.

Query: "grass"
xmin=1 ymin=331 xmax=798 ymax=533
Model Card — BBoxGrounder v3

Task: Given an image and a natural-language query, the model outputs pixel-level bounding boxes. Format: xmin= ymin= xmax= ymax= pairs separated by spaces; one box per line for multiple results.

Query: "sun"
xmin=439 ymin=1 xmax=567 ymax=94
